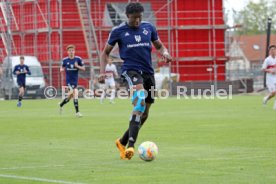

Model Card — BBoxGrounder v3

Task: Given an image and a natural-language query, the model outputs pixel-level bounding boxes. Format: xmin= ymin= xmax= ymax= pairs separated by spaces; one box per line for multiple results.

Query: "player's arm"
xmin=13 ymin=66 xmax=20 ymax=75
xmin=74 ymin=60 xmax=85 ymax=71
xmin=60 ymin=60 xmax=65 ymax=72
xmin=153 ymin=40 xmax=172 ymax=63
xmin=60 ymin=66 xmax=65 ymax=72
xmin=25 ymin=66 xmax=31 ymax=75
xmin=263 ymin=67 xmax=276 ymax=74
xmin=262 ymin=60 xmax=274 ymax=74
xmin=100 ymin=44 xmax=114 ymax=81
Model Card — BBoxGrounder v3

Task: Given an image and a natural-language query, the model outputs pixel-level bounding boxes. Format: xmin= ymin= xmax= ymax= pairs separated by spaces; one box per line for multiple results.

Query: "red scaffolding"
xmin=0 ymin=0 xmax=227 ymax=89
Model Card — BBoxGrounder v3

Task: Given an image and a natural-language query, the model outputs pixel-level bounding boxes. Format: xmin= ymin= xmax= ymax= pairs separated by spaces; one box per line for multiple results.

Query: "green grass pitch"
xmin=0 ymin=96 xmax=276 ymax=184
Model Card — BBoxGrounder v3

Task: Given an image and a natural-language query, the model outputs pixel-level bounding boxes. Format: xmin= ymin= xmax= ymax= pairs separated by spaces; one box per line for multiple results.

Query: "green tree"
xmin=233 ymin=0 xmax=276 ymax=34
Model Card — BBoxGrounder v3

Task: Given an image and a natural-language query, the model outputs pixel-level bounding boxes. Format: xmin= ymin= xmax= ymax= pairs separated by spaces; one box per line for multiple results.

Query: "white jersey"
xmin=105 ymin=64 xmax=117 ymax=79
xmin=262 ymin=55 xmax=276 ymax=84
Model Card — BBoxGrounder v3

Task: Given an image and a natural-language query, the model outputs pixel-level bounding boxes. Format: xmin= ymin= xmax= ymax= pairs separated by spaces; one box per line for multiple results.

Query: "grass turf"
xmin=0 ymin=95 xmax=275 ymax=184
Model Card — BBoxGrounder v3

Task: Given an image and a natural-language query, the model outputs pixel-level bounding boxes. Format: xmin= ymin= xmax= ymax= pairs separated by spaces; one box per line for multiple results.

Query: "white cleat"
xmin=76 ymin=112 xmax=83 ymax=118
xmin=263 ymin=96 xmax=268 ymax=106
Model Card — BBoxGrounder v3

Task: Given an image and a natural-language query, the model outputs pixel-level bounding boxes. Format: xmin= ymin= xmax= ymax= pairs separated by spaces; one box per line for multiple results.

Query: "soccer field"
xmin=0 ymin=96 xmax=275 ymax=184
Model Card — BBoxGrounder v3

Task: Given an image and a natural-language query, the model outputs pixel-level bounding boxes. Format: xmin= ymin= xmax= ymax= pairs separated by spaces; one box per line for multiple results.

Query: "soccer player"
xmin=100 ymin=2 xmax=172 ymax=160
xmin=262 ymin=45 xmax=276 ymax=109
xmin=100 ymin=57 xmax=118 ymax=104
xmin=59 ymin=44 xmax=85 ymax=117
xmin=13 ymin=56 xmax=31 ymax=107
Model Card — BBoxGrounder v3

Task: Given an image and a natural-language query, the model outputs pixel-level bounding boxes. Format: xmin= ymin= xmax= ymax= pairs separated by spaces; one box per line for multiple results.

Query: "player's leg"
xmin=124 ymin=83 xmax=145 ymax=159
xmin=59 ymin=85 xmax=73 ymax=111
xmin=263 ymin=83 xmax=276 ymax=105
xmin=141 ymin=103 xmax=152 ymax=126
xmin=270 ymin=83 xmax=276 ymax=109
xmin=124 ymin=73 xmax=155 ymax=158
xmin=116 ymin=71 xmax=145 ymax=159
xmin=100 ymin=81 xmax=107 ymax=104
xmin=124 ymin=71 xmax=146 ymax=159
xmin=73 ymin=88 xmax=82 ymax=117
xmin=109 ymin=79 xmax=116 ymax=104
xmin=17 ymin=84 xmax=24 ymax=107
xmin=119 ymin=73 xmax=155 ymax=148
xmin=140 ymin=73 xmax=155 ymax=126
xmin=119 ymin=103 xmax=151 ymax=146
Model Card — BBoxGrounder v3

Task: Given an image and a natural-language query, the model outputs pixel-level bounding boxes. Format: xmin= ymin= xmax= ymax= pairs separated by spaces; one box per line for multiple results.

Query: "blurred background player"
xmin=262 ymin=45 xmax=276 ymax=109
xmin=59 ymin=44 xmax=85 ymax=117
xmin=100 ymin=2 xmax=172 ymax=160
xmin=13 ymin=56 xmax=31 ymax=107
xmin=100 ymin=57 xmax=118 ymax=104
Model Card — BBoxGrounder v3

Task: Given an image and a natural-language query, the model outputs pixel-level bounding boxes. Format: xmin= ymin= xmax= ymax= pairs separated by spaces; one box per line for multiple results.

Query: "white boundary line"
xmin=0 ymin=174 xmax=86 ymax=184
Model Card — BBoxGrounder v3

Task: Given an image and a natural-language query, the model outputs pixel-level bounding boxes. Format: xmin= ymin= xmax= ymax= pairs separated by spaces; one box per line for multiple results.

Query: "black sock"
xmin=18 ymin=95 xmax=23 ymax=102
xmin=120 ymin=129 xmax=129 ymax=146
xmin=140 ymin=114 xmax=148 ymax=127
xmin=128 ymin=115 xmax=141 ymax=148
xmin=121 ymin=113 xmax=148 ymax=146
xmin=60 ymin=98 xmax=70 ymax=107
xmin=73 ymin=99 xmax=79 ymax=113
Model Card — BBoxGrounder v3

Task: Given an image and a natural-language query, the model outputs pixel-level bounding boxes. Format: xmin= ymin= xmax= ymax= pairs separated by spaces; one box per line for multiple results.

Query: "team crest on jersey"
xmin=134 ymin=35 xmax=141 ymax=42
xmin=143 ymin=28 xmax=148 ymax=35
xmin=125 ymin=32 xmax=130 ymax=37
xmin=70 ymin=64 xmax=74 ymax=68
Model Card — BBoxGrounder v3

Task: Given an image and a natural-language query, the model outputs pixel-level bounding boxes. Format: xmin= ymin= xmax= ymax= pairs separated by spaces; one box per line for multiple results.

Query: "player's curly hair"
xmin=269 ymin=45 xmax=276 ymax=50
xmin=125 ymin=2 xmax=144 ymax=15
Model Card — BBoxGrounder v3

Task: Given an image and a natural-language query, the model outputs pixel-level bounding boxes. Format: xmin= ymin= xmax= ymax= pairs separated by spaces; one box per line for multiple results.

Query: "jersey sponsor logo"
xmin=143 ymin=28 xmax=148 ymax=35
xmin=134 ymin=35 xmax=141 ymax=42
xmin=127 ymin=42 xmax=150 ymax=48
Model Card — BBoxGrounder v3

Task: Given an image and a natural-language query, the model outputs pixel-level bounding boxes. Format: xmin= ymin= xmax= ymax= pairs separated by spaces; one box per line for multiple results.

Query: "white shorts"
xmin=266 ymin=82 xmax=276 ymax=92
xmin=104 ymin=78 xmax=115 ymax=88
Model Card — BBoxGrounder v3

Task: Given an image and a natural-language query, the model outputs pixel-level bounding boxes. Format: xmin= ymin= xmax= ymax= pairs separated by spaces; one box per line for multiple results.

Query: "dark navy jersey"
xmin=13 ymin=64 xmax=31 ymax=84
xmin=107 ymin=21 xmax=159 ymax=74
xmin=61 ymin=56 xmax=84 ymax=86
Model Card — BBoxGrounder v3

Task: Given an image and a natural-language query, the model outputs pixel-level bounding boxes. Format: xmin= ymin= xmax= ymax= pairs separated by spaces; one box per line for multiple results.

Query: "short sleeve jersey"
xmin=107 ymin=21 xmax=159 ymax=75
xmin=13 ymin=64 xmax=31 ymax=84
xmin=62 ymin=56 xmax=84 ymax=86
xmin=262 ymin=55 xmax=276 ymax=84
xmin=105 ymin=64 xmax=117 ymax=78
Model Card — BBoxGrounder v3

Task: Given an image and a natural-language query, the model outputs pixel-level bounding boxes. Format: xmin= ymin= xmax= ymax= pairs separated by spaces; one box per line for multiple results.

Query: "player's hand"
xmin=74 ymin=62 xmax=79 ymax=69
xmin=267 ymin=68 xmax=276 ymax=74
xmin=98 ymin=73 xmax=106 ymax=84
xmin=162 ymin=52 xmax=173 ymax=63
xmin=23 ymin=69 xmax=28 ymax=74
xmin=15 ymin=71 xmax=20 ymax=75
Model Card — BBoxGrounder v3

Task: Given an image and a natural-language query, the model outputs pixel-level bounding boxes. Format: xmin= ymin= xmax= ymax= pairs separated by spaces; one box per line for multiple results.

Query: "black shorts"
xmin=17 ymin=81 xmax=25 ymax=88
xmin=122 ymin=70 xmax=156 ymax=104
xmin=66 ymin=83 xmax=78 ymax=93
xmin=67 ymin=83 xmax=77 ymax=89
